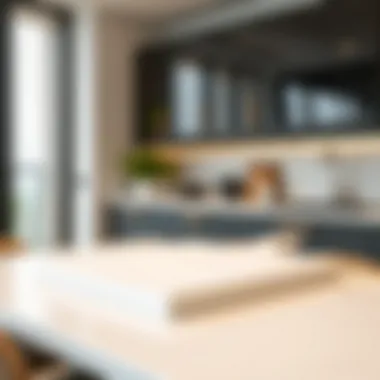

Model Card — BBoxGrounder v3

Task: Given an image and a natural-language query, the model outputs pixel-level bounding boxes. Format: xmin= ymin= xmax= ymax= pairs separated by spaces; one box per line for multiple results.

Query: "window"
xmin=11 ymin=9 xmax=59 ymax=247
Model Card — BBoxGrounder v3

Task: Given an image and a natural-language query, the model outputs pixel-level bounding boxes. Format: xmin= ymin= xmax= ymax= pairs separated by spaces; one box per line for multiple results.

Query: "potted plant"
xmin=123 ymin=148 xmax=180 ymax=201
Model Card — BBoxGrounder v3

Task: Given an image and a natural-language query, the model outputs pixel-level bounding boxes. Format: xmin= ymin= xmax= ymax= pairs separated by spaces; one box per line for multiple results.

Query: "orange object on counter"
xmin=244 ymin=163 xmax=286 ymax=205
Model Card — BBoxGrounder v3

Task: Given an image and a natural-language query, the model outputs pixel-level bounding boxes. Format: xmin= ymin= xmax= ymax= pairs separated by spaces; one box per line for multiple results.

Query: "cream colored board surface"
xmin=0 ymin=251 xmax=380 ymax=380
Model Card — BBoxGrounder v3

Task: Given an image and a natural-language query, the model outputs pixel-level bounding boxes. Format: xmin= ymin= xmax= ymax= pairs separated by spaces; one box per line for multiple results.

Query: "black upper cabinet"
xmin=274 ymin=60 xmax=380 ymax=134
xmin=135 ymin=0 xmax=380 ymax=144
xmin=136 ymin=48 xmax=173 ymax=143
xmin=136 ymin=45 xmax=380 ymax=144
xmin=136 ymin=49 xmax=265 ymax=144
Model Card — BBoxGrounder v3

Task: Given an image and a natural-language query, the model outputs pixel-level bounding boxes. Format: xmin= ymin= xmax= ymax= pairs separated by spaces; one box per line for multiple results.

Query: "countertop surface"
xmin=1 ymin=251 xmax=380 ymax=380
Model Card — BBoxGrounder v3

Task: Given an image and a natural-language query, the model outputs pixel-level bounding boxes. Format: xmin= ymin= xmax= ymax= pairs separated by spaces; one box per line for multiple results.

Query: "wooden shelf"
xmin=152 ymin=133 xmax=380 ymax=162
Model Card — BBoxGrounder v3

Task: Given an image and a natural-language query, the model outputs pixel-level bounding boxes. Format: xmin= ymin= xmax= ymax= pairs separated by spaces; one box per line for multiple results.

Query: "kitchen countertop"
xmin=2 ymin=251 xmax=380 ymax=380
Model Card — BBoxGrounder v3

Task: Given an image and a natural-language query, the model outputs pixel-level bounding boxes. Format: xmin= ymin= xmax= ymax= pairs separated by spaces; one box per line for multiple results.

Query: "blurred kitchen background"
xmin=2 ymin=0 xmax=380 ymax=259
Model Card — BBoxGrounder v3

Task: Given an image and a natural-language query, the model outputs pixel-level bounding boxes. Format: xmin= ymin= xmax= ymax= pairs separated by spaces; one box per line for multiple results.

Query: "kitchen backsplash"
xmin=184 ymin=156 xmax=380 ymax=203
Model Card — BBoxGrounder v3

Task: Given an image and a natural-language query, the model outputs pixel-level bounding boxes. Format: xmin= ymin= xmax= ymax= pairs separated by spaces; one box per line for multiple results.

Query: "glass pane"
xmin=212 ymin=70 xmax=231 ymax=135
xmin=283 ymin=84 xmax=307 ymax=130
xmin=171 ymin=61 xmax=204 ymax=139
xmin=11 ymin=10 xmax=59 ymax=248
xmin=310 ymin=91 xmax=362 ymax=127
xmin=241 ymin=80 xmax=257 ymax=133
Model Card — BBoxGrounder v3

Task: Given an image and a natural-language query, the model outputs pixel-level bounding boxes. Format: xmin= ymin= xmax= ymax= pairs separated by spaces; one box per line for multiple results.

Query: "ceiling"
xmin=44 ymin=0 xmax=222 ymax=20
xmin=173 ymin=0 xmax=380 ymax=74
xmin=46 ymin=0 xmax=380 ymax=74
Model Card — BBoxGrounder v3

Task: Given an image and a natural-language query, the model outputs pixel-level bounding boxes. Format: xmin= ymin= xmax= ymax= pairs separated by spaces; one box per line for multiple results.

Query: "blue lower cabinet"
xmin=106 ymin=207 xmax=380 ymax=261
xmin=104 ymin=208 xmax=128 ymax=238
xmin=305 ymin=226 xmax=380 ymax=260
xmin=305 ymin=227 xmax=348 ymax=250
xmin=65 ymin=370 xmax=103 ymax=380
xmin=124 ymin=210 xmax=193 ymax=238
xmin=106 ymin=208 xmax=280 ymax=240
xmin=198 ymin=216 xmax=280 ymax=240
xmin=105 ymin=208 xmax=186 ymax=238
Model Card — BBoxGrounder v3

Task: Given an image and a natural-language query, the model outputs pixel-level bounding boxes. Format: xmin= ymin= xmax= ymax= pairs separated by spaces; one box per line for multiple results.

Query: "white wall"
xmin=96 ymin=13 xmax=146 ymax=238
xmin=73 ymin=9 xmax=380 ymax=244
xmin=72 ymin=9 xmax=145 ymax=244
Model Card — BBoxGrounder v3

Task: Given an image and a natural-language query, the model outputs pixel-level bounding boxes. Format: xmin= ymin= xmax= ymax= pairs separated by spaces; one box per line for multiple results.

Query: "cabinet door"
xmin=199 ymin=215 xmax=279 ymax=240
xmin=125 ymin=210 xmax=192 ymax=238
xmin=105 ymin=207 xmax=128 ymax=238
xmin=305 ymin=226 xmax=380 ymax=260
